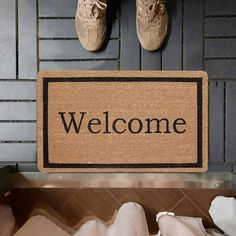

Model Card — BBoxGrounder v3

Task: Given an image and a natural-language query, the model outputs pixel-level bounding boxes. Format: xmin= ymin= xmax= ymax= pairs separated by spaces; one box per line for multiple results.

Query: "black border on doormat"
xmin=42 ymin=77 xmax=202 ymax=169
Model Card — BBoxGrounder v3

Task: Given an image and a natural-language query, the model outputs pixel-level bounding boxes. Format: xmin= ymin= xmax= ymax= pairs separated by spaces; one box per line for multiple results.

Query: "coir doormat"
xmin=37 ymin=71 xmax=208 ymax=173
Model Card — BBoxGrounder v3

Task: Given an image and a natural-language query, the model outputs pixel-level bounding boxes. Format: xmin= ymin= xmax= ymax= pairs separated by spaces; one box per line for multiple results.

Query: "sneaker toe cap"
xmin=79 ymin=29 xmax=106 ymax=52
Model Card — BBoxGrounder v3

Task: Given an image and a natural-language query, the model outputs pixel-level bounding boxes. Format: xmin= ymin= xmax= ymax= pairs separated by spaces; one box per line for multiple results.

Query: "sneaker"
xmin=136 ymin=0 xmax=168 ymax=51
xmin=75 ymin=0 xmax=107 ymax=51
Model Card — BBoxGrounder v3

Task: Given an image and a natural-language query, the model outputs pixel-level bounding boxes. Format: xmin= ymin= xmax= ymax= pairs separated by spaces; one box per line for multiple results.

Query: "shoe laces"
xmin=138 ymin=0 xmax=166 ymax=27
xmin=81 ymin=0 xmax=107 ymax=27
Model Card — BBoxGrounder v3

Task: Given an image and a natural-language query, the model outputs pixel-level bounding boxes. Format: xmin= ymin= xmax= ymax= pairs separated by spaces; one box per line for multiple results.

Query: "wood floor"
xmin=1 ymin=188 xmax=236 ymax=234
xmin=0 ymin=0 xmax=236 ymax=172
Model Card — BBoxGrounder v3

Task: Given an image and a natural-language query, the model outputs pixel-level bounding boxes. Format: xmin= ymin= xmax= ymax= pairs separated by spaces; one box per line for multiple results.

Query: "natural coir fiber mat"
xmin=37 ymin=71 xmax=208 ymax=173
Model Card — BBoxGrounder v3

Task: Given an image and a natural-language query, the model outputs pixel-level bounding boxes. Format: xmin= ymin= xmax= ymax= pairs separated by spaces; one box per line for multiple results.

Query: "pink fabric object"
xmin=157 ymin=215 xmax=213 ymax=236
xmin=73 ymin=202 xmax=149 ymax=236
xmin=110 ymin=202 xmax=149 ymax=236
xmin=73 ymin=220 xmax=107 ymax=236
xmin=0 ymin=205 xmax=15 ymax=236
xmin=14 ymin=215 xmax=70 ymax=236
xmin=209 ymin=196 xmax=236 ymax=236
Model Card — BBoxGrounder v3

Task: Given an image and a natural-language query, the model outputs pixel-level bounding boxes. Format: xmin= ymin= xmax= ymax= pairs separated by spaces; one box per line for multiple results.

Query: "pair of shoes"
xmin=75 ymin=0 xmax=168 ymax=52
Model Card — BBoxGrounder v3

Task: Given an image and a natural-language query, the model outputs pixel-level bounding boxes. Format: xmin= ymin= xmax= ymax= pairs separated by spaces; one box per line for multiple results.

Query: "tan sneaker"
xmin=136 ymin=0 xmax=168 ymax=51
xmin=75 ymin=0 xmax=107 ymax=51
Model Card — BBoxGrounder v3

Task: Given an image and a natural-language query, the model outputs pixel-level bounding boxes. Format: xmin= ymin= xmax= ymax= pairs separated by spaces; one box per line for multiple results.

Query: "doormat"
xmin=37 ymin=71 xmax=208 ymax=173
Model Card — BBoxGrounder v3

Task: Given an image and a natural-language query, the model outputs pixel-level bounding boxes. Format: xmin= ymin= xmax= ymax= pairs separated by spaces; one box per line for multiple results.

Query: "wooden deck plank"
xmin=205 ymin=0 xmax=236 ymax=16
xmin=183 ymin=0 xmax=203 ymax=70
xmin=162 ymin=0 xmax=182 ymax=70
xmin=39 ymin=0 xmax=119 ymax=18
xmin=0 ymin=123 xmax=36 ymax=141
xmin=0 ymin=103 xmax=36 ymax=121
xmin=39 ymin=18 xmax=119 ymax=39
xmin=226 ymin=82 xmax=236 ymax=163
xmin=0 ymin=143 xmax=36 ymax=162
xmin=40 ymin=60 xmax=118 ymax=70
xmin=205 ymin=17 xmax=236 ymax=37
xmin=18 ymin=0 xmax=37 ymax=79
xmin=120 ymin=0 xmax=140 ymax=69
xmin=0 ymin=82 xmax=36 ymax=100
xmin=209 ymin=81 xmax=224 ymax=163
xmin=39 ymin=40 xmax=119 ymax=60
xmin=0 ymin=0 xmax=16 ymax=79
xmin=205 ymin=60 xmax=236 ymax=79
xmin=205 ymin=39 xmax=236 ymax=59
xmin=141 ymin=51 xmax=161 ymax=70
xmin=39 ymin=0 xmax=77 ymax=17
